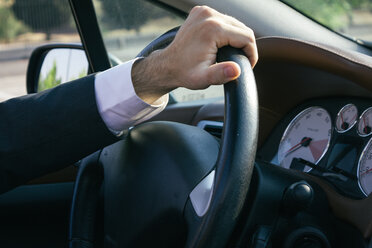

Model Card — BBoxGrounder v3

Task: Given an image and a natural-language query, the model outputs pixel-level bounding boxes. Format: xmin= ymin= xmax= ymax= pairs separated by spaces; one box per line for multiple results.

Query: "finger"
xmin=223 ymin=17 xmax=259 ymax=67
xmin=187 ymin=6 xmax=258 ymax=67
xmin=200 ymin=61 xmax=241 ymax=86
xmin=188 ymin=6 xmax=248 ymax=34
xmin=224 ymin=24 xmax=258 ymax=67
xmin=244 ymin=38 xmax=258 ymax=68
xmin=214 ymin=23 xmax=258 ymax=67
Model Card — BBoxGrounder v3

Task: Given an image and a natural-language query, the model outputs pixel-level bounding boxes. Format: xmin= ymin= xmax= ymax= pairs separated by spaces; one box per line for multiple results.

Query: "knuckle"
xmin=202 ymin=18 xmax=223 ymax=33
xmin=198 ymin=5 xmax=214 ymax=17
xmin=246 ymin=28 xmax=256 ymax=43
xmin=228 ymin=15 xmax=239 ymax=23
xmin=190 ymin=5 xmax=201 ymax=14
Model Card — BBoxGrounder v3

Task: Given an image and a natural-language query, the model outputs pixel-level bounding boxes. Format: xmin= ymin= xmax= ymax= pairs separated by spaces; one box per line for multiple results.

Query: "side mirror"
xmin=26 ymin=44 xmax=90 ymax=93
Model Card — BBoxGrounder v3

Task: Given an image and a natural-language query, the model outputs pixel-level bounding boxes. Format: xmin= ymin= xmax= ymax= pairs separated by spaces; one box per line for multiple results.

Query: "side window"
xmin=93 ymin=0 xmax=224 ymax=103
xmin=0 ymin=0 xmax=80 ymax=101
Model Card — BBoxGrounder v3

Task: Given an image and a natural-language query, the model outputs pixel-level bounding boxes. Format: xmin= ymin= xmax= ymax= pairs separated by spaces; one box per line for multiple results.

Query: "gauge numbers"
xmin=278 ymin=107 xmax=332 ymax=172
xmin=335 ymin=104 xmax=358 ymax=133
xmin=357 ymin=107 xmax=372 ymax=137
xmin=358 ymin=138 xmax=372 ymax=196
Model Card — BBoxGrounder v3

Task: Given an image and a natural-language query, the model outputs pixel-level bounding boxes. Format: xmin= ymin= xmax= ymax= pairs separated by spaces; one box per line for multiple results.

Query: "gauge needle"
xmin=340 ymin=113 xmax=350 ymax=130
xmin=340 ymin=112 xmax=344 ymax=125
xmin=363 ymin=116 xmax=371 ymax=134
xmin=285 ymin=137 xmax=312 ymax=157
xmin=361 ymin=168 xmax=372 ymax=176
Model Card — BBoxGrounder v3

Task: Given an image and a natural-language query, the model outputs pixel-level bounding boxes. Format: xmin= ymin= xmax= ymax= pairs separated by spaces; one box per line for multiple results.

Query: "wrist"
xmin=131 ymin=50 xmax=176 ymax=104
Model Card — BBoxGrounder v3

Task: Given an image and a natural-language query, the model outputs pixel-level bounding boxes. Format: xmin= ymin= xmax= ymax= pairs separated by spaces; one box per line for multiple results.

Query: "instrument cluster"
xmin=257 ymin=98 xmax=372 ymax=199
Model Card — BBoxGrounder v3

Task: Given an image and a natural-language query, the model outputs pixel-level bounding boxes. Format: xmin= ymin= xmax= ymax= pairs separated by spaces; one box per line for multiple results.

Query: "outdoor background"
xmin=0 ymin=0 xmax=371 ymax=103
xmin=0 ymin=0 xmax=185 ymax=102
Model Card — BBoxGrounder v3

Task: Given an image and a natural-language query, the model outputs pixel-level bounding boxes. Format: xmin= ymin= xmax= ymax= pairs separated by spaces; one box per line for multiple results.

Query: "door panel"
xmin=0 ymin=182 xmax=74 ymax=247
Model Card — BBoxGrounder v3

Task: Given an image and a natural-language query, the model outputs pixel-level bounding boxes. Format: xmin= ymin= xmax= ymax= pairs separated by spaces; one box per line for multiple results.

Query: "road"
xmin=0 ymin=59 xmax=28 ymax=102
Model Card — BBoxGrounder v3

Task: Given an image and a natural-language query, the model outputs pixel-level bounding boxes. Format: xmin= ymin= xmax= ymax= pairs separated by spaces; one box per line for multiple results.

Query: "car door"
xmin=0 ymin=1 xmax=80 ymax=247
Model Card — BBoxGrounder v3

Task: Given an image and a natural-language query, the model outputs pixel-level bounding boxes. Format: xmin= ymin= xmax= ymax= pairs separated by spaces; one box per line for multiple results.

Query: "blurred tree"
xmin=284 ymin=0 xmax=372 ymax=30
xmin=38 ymin=61 xmax=62 ymax=92
xmin=0 ymin=4 xmax=27 ymax=42
xmin=348 ymin=0 xmax=372 ymax=8
xmin=101 ymin=0 xmax=163 ymax=32
xmin=12 ymin=0 xmax=71 ymax=40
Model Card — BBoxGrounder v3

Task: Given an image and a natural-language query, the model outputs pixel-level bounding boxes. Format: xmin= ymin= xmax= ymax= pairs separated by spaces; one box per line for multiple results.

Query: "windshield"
xmin=281 ymin=0 xmax=372 ymax=43
xmin=92 ymin=0 xmax=184 ymax=62
xmin=92 ymin=0 xmax=224 ymax=103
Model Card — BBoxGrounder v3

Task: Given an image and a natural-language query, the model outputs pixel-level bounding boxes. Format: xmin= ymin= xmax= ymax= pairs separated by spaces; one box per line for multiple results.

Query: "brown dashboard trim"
xmin=307 ymin=175 xmax=372 ymax=239
xmin=27 ymin=165 xmax=78 ymax=185
xmin=257 ymin=37 xmax=372 ymax=92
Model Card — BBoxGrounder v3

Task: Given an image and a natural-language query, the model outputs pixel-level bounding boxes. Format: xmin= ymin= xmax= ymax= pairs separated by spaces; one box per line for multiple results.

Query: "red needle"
xmin=363 ymin=116 xmax=367 ymax=129
xmin=362 ymin=168 xmax=372 ymax=176
xmin=340 ymin=113 xmax=344 ymax=126
xmin=285 ymin=137 xmax=311 ymax=157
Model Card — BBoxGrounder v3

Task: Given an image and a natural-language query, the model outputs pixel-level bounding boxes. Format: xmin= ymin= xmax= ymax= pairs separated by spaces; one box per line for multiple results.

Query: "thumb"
xmin=204 ymin=61 xmax=241 ymax=86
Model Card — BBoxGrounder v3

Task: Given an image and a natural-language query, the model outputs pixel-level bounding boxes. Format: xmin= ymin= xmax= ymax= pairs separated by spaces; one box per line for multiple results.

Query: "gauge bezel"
xmin=335 ymin=103 xmax=358 ymax=134
xmin=357 ymin=107 xmax=372 ymax=137
xmin=357 ymin=137 xmax=372 ymax=196
xmin=278 ymin=106 xmax=332 ymax=172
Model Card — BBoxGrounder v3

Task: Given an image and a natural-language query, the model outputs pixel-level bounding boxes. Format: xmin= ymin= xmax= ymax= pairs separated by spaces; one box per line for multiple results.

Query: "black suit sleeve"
xmin=0 ymin=74 xmax=118 ymax=193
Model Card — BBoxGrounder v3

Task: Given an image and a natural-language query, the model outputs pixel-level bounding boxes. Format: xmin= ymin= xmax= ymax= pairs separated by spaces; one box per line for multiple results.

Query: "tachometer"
xmin=278 ymin=107 xmax=332 ymax=172
xmin=358 ymin=138 xmax=372 ymax=196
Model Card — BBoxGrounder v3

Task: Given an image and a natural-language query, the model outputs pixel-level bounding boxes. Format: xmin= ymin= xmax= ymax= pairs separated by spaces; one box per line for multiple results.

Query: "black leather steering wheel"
xmin=68 ymin=28 xmax=258 ymax=248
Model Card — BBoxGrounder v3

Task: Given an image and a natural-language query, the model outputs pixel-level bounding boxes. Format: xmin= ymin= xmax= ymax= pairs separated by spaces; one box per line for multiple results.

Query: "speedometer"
xmin=358 ymin=138 xmax=372 ymax=196
xmin=278 ymin=107 xmax=332 ymax=172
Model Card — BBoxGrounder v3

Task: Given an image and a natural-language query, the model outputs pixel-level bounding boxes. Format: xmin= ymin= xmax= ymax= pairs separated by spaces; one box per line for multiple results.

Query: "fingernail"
xmin=224 ymin=66 xmax=236 ymax=78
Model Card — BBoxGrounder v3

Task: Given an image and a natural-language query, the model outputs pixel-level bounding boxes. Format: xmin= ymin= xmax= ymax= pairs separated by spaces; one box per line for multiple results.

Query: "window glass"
xmin=282 ymin=0 xmax=372 ymax=42
xmin=93 ymin=0 xmax=184 ymax=61
xmin=0 ymin=0 xmax=80 ymax=102
xmin=93 ymin=0 xmax=224 ymax=103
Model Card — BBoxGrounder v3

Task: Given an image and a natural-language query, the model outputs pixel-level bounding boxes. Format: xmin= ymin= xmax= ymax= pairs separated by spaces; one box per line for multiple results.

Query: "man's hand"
xmin=132 ymin=5 xmax=258 ymax=103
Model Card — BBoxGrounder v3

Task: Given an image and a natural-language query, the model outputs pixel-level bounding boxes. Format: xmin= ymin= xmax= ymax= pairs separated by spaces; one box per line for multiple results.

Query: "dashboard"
xmin=257 ymin=97 xmax=372 ymax=200
xmin=186 ymin=37 xmax=372 ymax=243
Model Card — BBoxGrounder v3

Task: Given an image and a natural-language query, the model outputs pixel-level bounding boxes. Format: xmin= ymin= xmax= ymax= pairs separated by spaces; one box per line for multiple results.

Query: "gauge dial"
xmin=335 ymin=104 xmax=358 ymax=133
xmin=358 ymin=138 xmax=372 ymax=196
xmin=357 ymin=107 xmax=372 ymax=137
xmin=278 ymin=107 xmax=332 ymax=172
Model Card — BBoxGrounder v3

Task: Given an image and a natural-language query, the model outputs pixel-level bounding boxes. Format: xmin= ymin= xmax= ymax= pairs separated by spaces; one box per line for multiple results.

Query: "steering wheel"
xmin=68 ymin=28 xmax=258 ymax=248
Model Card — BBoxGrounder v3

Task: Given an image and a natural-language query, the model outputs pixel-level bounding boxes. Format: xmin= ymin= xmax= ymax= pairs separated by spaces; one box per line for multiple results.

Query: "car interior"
xmin=0 ymin=0 xmax=372 ymax=247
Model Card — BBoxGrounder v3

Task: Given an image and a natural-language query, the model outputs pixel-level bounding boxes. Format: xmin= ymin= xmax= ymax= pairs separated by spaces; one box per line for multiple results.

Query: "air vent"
xmin=197 ymin=120 xmax=223 ymax=138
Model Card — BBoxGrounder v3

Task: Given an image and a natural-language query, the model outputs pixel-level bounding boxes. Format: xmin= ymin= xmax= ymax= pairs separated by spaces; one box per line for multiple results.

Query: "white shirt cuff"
xmin=94 ymin=58 xmax=169 ymax=133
